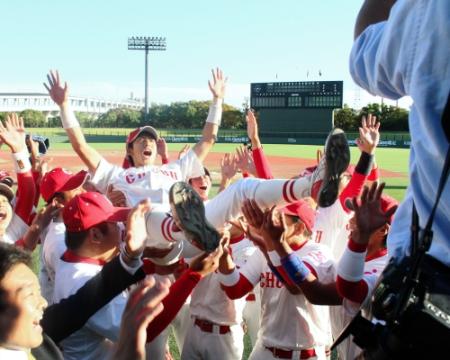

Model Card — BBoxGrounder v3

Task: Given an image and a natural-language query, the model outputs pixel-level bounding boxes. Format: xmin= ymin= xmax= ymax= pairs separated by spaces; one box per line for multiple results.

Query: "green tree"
xmin=20 ymin=109 xmax=46 ymax=127
xmin=333 ymin=104 xmax=358 ymax=131
xmin=96 ymin=108 xmax=142 ymax=128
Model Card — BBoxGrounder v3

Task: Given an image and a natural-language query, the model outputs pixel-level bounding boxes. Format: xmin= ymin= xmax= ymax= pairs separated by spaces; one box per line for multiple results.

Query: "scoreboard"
xmin=250 ymin=81 xmax=343 ymax=110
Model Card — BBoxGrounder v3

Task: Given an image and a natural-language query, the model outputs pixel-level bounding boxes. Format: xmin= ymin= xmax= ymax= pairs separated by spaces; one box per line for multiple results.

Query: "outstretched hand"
xmin=208 ymin=68 xmax=227 ymax=100
xmin=235 ymin=146 xmax=256 ymax=176
xmin=347 ymin=182 xmax=397 ymax=244
xmin=43 ymin=70 xmax=69 ymax=107
xmin=124 ymin=199 xmax=152 ymax=257
xmin=221 ymin=153 xmax=237 ymax=181
xmin=260 ymin=206 xmax=287 ymax=252
xmin=246 ymin=110 xmax=259 ymax=143
xmin=0 ymin=113 xmax=26 ymax=153
xmin=157 ymin=138 xmax=169 ymax=162
xmin=114 ymin=276 xmax=170 ymax=360
xmin=190 ymin=231 xmax=228 ymax=276
xmin=356 ymin=114 xmax=380 ymax=154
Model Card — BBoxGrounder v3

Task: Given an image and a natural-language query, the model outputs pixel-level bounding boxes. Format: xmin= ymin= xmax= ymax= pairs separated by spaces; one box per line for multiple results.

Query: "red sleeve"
xmin=31 ymin=171 xmax=41 ymax=208
xmin=220 ymin=273 xmax=254 ymax=300
xmin=252 ymin=147 xmax=274 ymax=179
xmin=336 ymin=237 xmax=369 ymax=304
xmin=339 ymin=172 xmax=367 ymax=213
xmin=336 ymin=276 xmax=368 ymax=303
xmin=15 ymin=171 xmax=35 ymax=224
xmin=146 ymin=268 xmax=201 ymax=342
xmin=367 ymin=166 xmax=379 ymax=181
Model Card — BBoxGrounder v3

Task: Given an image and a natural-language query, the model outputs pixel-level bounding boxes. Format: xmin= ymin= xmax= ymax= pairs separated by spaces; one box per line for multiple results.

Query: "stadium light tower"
xmin=128 ymin=36 xmax=166 ymax=122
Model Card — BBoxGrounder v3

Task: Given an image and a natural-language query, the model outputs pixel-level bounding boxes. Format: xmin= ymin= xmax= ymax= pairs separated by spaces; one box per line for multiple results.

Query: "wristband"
xmin=60 ymin=106 xmax=80 ymax=129
xmin=218 ymin=267 xmax=240 ymax=286
xmin=121 ymin=241 xmax=141 ymax=259
xmin=12 ymin=148 xmax=32 ymax=173
xmin=281 ymin=253 xmax=311 ymax=283
xmin=205 ymin=100 xmax=223 ymax=126
xmin=337 ymin=244 xmax=367 ymax=282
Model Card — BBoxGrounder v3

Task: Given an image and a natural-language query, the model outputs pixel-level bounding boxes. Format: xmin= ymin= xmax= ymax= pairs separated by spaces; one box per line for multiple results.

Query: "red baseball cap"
xmin=41 ymin=168 xmax=89 ymax=202
xmin=126 ymin=126 xmax=159 ymax=145
xmin=380 ymin=195 xmax=398 ymax=224
xmin=280 ymin=199 xmax=317 ymax=232
xmin=63 ymin=192 xmax=131 ymax=232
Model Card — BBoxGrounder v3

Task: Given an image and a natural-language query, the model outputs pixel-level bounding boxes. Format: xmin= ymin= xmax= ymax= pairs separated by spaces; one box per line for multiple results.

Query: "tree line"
xmin=0 ymin=102 xmax=409 ymax=132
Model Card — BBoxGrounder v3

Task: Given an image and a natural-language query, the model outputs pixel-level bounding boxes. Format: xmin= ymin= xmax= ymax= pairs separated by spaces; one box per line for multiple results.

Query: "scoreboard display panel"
xmin=251 ymin=81 xmax=343 ymax=109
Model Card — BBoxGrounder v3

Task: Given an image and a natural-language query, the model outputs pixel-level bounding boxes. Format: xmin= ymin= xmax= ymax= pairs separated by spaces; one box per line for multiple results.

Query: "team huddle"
xmin=0 ymin=65 xmax=399 ymax=360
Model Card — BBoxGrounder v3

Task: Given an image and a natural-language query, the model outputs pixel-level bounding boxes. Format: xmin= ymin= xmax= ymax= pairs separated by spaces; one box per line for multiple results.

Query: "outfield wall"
xmin=33 ymin=131 xmax=411 ymax=149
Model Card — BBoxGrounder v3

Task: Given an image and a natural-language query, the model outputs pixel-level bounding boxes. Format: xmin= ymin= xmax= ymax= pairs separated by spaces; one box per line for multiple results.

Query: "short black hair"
xmin=65 ymin=222 xmax=111 ymax=251
xmin=0 ymin=243 xmax=31 ymax=283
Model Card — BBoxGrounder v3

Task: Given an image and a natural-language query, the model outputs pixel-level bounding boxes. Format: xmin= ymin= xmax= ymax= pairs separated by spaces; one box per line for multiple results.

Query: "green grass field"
xmin=49 ymin=141 xmax=410 ymax=201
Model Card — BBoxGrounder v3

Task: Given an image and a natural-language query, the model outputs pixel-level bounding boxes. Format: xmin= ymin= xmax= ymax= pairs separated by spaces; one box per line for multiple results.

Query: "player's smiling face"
xmin=0 ymin=263 xmax=47 ymax=349
xmin=0 ymin=194 xmax=13 ymax=233
xmin=128 ymin=134 xmax=157 ymax=167
xmin=189 ymin=175 xmax=211 ymax=201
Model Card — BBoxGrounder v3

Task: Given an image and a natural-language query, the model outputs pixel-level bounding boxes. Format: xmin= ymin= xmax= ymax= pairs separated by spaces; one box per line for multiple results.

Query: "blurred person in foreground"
xmin=346 ymin=0 xmax=450 ymax=357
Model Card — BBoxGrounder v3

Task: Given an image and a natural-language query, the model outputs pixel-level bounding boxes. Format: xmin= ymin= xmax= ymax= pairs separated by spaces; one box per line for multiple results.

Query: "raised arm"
xmin=0 ymin=114 xmax=35 ymax=225
xmin=339 ymin=114 xmax=379 ymax=212
xmin=192 ymin=68 xmax=227 ymax=162
xmin=44 ymin=70 xmax=102 ymax=173
xmin=337 ymin=183 xmax=397 ymax=304
xmin=246 ymin=110 xmax=273 ymax=179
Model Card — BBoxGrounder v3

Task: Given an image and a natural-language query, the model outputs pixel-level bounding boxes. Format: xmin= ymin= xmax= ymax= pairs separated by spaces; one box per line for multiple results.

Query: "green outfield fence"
xmin=27 ymin=128 xmax=411 ymax=148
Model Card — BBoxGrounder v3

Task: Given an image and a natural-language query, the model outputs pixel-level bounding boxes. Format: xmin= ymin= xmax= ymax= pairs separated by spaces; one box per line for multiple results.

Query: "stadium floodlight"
xmin=128 ymin=36 xmax=167 ymax=122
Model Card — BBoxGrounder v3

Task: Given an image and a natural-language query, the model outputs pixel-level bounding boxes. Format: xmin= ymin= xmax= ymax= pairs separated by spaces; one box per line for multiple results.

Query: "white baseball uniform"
xmin=220 ymin=242 xmax=335 ymax=360
xmin=331 ymin=250 xmax=388 ymax=360
xmin=232 ymin=238 xmax=260 ymax=347
xmin=146 ymin=176 xmax=314 ymax=264
xmin=181 ymin=239 xmax=254 ymax=360
xmin=91 ymin=149 xmax=205 ymax=207
xmin=0 ymin=214 xmax=28 ymax=245
xmin=53 ymin=256 xmax=127 ymax=360
xmin=39 ymin=220 xmax=66 ymax=304
xmin=312 ymin=201 xmax=353 ymax=261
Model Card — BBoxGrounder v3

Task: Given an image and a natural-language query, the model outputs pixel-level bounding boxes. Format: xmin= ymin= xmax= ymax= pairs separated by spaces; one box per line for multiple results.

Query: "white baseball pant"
xmin=146 ymin=177 xmax=312 ymax=264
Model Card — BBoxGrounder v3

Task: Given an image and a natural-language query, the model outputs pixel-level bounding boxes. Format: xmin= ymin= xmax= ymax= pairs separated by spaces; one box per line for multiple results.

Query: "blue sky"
xmin=0 ymin=0 xmax=410 ymax=108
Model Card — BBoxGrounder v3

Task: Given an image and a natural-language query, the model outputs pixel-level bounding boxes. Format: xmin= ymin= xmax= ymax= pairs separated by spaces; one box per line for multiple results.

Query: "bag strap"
xmin=393 ymin=93 xmax=450 ymax=323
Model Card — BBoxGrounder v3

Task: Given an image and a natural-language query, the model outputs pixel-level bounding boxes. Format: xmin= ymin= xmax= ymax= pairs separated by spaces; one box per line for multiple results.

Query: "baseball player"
xmin=44 ymin=69 xmax=225 ymax=207
xmin=144 ymin=119 xmax=353 ymax=266
xmin=265 ymin=185 xmax=398 ymax=359
xmin=0 ymin=114 xmax=35 ymax=246
xmin=333 ymin=183 xmax=398 ymax=359
xmin=37 ymin=167 xmax=89 ymax=303
xmin=247 ymin=109 xmax=381 ymax=262
xmin=179 ymin=167 xmax=256 ymax=360
xmin=218 ymin=200 xmax=335 ymax=360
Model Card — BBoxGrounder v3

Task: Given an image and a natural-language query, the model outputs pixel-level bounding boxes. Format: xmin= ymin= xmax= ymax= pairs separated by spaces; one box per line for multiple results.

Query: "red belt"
xmin=194 ymin=318 xmax=231 ymax=334
xmin=265 ymin=346 xmax=316 ymax=359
